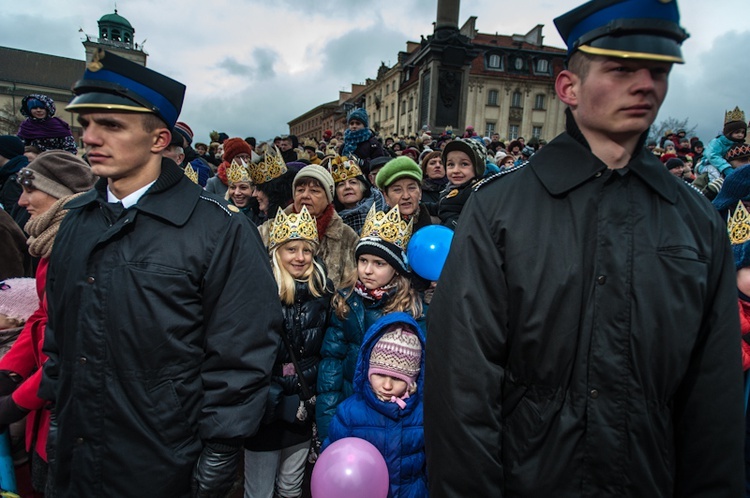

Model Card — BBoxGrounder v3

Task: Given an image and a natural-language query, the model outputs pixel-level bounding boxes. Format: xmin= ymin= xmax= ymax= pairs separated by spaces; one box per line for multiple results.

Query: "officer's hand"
xmin=0 ymin=372 xmax=21 ymax=397
xmin=0 ymin=395 xmax=28 ymax=426
xmin=191 ymin=440 xmax=241 ymax=498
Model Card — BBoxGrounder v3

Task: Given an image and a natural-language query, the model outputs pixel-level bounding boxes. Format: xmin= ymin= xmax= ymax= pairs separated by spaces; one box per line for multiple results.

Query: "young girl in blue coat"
xmin=322 ymin=312 xmax=427 ymax=498
xmin=316 ymin=205 xmax=426 ymax=444
xmin=244 ymin=206 xmax=333 ymax=498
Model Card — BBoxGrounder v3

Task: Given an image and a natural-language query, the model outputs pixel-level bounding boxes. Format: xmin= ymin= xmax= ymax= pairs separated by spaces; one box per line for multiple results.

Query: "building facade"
xmin=290 ymin=16 xmax=567 ymax=144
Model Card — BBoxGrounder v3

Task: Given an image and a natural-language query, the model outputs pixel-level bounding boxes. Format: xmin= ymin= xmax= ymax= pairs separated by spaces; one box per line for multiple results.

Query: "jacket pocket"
xmin=145 ymin=379 xmax=195 ymax=451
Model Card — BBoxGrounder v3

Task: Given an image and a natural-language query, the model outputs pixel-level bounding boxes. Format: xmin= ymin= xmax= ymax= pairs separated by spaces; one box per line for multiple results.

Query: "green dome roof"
xmin=98 ymin=11 xmax=132 ymax=29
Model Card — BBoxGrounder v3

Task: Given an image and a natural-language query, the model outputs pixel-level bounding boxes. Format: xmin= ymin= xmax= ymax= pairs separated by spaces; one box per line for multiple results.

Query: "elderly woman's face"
xmin=335 ymin=178 xmax=364 ymax=208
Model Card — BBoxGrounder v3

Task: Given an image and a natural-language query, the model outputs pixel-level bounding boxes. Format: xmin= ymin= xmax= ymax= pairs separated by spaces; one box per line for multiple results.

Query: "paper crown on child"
xmin=725 ymin=107 xmax=746 ymax=125
xmin=268 ymin=206 xmax=318 ymax=251
xmin=368 ymin=324 xmax=422 ymax=385
xmin=249 ymin=145 xmax=287 ymax=185
xmin=227 ymin=159 xmax=252 ymax=185
xmin=356 ymin=205 xmax=413 ymax=275
xmin=328 ymin=155 xmax=363 ymax=184
xmin=183 ymin=163 xmax=199 ymax=184
xmin=360 ymin=204 xmax=413 ymax=250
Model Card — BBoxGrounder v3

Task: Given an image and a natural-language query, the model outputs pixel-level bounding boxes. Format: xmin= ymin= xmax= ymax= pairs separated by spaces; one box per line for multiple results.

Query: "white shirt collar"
xmin=107 ymin=181 xmax=156 ymax=209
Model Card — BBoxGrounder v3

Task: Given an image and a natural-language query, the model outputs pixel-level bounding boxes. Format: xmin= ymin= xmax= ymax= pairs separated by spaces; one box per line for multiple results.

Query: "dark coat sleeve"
xmin=315 ymin=311 xmax=349 ymax=442
xmin=198 ymin=215 xmax=283 ymax=441
xmin=425 ymin=193 xmax=508 ymax=497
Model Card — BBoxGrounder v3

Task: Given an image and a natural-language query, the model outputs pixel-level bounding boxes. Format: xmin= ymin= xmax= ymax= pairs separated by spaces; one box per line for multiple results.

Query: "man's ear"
xmin=555 ymin=70 xmax=579 ymax=108
xmin=152 ymin=128 xmax=172 ymax=153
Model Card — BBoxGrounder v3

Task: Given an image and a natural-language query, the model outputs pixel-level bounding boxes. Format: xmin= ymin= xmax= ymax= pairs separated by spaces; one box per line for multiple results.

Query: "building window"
xmin=384 ymin=107 xmax=388 ymax=120
xmin=487 ymin=90 xmax=499 ymax=106
xmin=385 ymin=83 xmax=389 ymax=95
xmin=487 ymin=54 xmax=502 ymax=70
xmin=111 ymin=29 xmax=121 ymax=42
xmin=532 ymin=126 xmax=543 ymax=138
xmin=485 ymin=122 xmax=496 ymax=137
xmin=508 ymin=124 xmax=519 ymax=140
xmin=511 ymin=91 xmax=523 ymax=108
xmin=513 ymin=57 xmax=524 ymax=71
xmin=535 ymin=59 xmax=550 ymax=74
xmin=534 ymin=94 xmax=546 ymax=110
xmin=390 ymin=103 xmax=395 ymax=120
xmin=408 ymin=96 xmax=414 ymax=111
xmin=401 ymin=100 xmax=406 ymax=115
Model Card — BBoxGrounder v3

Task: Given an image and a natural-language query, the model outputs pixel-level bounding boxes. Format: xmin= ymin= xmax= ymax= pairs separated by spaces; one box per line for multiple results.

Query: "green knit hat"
xmin=375 ymin=156 xmax=423 ymax=190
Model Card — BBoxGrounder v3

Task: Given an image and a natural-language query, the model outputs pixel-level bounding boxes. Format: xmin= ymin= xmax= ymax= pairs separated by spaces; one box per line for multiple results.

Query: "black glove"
xmin=191 ymin=440 xmax=242 ymax=498
xmin=0 ymin=371 xmax=21 ymax=397
xmin=45 ymin=409 xmax=58 ymax=496
xmin=0 ymin=395 xmax=28 ymax=426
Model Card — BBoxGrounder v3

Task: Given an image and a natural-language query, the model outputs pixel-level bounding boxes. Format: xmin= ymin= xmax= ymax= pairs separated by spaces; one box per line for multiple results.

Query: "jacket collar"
xmin=530 ymin=109 xmax=678 ymax=204
xmin=65 ymin=159 xmax=202 ymax=226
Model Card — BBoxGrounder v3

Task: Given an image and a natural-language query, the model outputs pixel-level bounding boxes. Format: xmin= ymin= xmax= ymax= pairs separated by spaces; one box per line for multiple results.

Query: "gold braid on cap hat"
xmin=360 ymin=204 xmax=413 ymax=250
xmin=329 ymin=155 xmax=363 ymax=183
xmin=725 ymin=106 xmax=746 ymax=124
xmin=227 ymin=159 xmax=251 ymax=184
xmin=249 ymin=145 xmax=287 ymax=185
xmin=268 ymin=206 xmax=318 ymax=250
xmin=183 ymin=163 xmax=199 ymax=184
xmin=729 ymin=201 xmax=750 ymax=246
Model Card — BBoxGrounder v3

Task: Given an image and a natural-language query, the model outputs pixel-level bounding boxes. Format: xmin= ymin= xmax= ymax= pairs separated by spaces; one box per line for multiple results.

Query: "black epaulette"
xmin=473 ymin=161 xmax=528 ymax=191
xmin=199 ymin=194 xmax=236 ymax=216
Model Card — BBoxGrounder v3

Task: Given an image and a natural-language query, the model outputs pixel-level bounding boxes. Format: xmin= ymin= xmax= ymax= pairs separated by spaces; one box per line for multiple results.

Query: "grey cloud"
xmin=215 ymin=47 xmax=277 ymax=79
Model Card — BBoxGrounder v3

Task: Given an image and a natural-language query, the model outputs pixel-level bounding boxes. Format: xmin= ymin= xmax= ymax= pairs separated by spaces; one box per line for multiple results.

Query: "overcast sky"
xmin=2 ymin=0 xmax=747 ymax=145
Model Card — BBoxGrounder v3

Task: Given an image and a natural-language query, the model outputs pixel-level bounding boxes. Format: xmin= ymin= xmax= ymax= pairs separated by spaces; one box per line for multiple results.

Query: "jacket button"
xmin=594 ymin=172 xmax=602 ymax=178
xmin=76 ymin=437 xmax=84 ymax=445
xmin=590 ymin=389 xmax=599 ymax=399
xmin=78 ymin=357 xmax=87 ymax=365
xmin=596 ymin=275 xmax=606 ymax=285
xmin=86 ymin=276 xmax=95 ymax=284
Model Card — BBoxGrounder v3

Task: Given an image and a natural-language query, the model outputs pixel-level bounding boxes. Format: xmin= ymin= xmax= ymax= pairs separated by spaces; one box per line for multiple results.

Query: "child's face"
xmin=278 ymin=240 xmax=313 ymax=279
xmin=446 ymin=150 xmax=476 ymax=185
xmin=370 ymin=373 xmax=409 ymax=401
xmin=357 ymin=254 xmax=396 ymax=290
xmin=730 ymin=129 xmax=747 ymax=141
xmin=30 ymin=107 xmax=47 ymax=119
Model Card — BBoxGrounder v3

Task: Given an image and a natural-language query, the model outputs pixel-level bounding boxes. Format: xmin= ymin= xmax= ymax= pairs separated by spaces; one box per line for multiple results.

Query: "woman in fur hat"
xmin=0 ymin=150 xmax=96 ymax=493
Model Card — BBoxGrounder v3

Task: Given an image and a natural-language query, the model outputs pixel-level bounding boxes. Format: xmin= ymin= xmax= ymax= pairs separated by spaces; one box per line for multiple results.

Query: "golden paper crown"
xmin=329 ymin=155 xmax=363 ymax=183
xmin=249 ymin=146 xmax=287 ymax=185
xmin=725 ymin=106 xmax=746 ymax=124
xmin=183 ymin=163 xmax=199 ymax=184
xmin=302 ymin=137 xmax=318 ymax=148
xmin=227 ymin=159 xmax=251 ymax=184
xmin=728 ymin=201 xmax=750 ymax=246
xmin=360 ymin=204 xmax=413 ymax=250
xmin=269 ymin=206 xmax=318 ymax=250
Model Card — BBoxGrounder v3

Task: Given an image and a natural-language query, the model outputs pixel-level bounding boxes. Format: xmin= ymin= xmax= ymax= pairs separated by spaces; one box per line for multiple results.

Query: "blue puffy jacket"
xmin=316 ymin=292 xmax=426 ymax=442
xmin=322 ymin=312 xmax=428 ymax=498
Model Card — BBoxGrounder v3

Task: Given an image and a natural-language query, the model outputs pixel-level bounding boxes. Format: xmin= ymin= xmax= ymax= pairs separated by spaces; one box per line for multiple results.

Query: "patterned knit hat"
xmin=0 ymin=278 xmax=38 ymax=324
xmin=368 ymin=324 xmax=422 ymax=385
xmin=442 ymin=138 xmax=486 ymax=178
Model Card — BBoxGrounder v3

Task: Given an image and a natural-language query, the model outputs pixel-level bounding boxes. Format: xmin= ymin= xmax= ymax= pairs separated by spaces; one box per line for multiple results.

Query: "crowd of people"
xmin=0 ymin=0 xmax=749 ymax=497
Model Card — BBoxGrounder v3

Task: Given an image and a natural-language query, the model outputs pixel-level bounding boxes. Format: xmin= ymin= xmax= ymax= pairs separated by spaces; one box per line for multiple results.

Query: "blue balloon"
xmin=407 ymin=225 xmax=454 ymax=281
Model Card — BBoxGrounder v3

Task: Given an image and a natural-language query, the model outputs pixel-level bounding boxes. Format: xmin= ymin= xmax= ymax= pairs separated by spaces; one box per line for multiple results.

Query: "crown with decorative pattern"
xmin=725 ymin=107 xmax=746 ymax=125
xmin=360 ymin=204 xmax=413 ymax=250
xmin=249 ymin=145 xmax=287 ymax=185
xmin=728 ymin=201 xmax=750 ymax=246
xmin=227 ymin=158 xmax=252 ymax=185
xmin=183 ymin=163 xmax=199 ymax=184
xmin=329 ymin=155 xmax=363 ymax=183
xmin=269 ymin=206 xmax=318 ymax=251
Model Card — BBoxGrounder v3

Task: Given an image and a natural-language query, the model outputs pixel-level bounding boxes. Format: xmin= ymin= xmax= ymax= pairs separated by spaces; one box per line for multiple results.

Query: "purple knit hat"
xmin=368 ymin=324 xmax=421 ymax=385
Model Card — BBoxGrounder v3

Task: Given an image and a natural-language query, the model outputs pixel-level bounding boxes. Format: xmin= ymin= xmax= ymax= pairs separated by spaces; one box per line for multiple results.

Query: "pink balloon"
xmin=311 ymin=437 xmax=389 ymax=498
